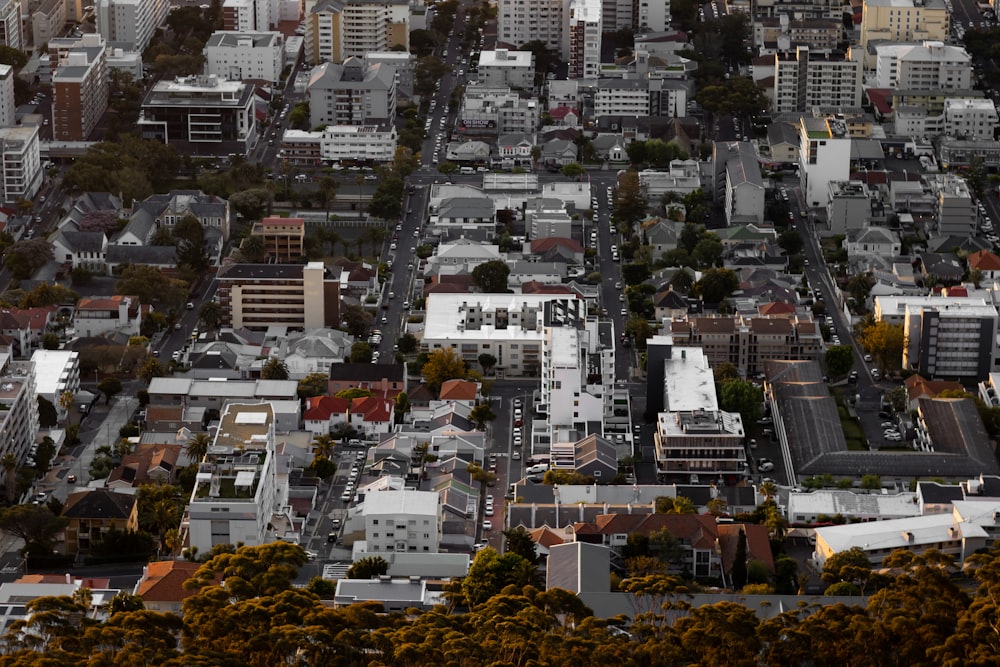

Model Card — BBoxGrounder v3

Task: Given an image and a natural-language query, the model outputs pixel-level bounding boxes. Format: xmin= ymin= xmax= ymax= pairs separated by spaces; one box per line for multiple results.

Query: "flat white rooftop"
xmin=363 ymin=489 xmax=439 ymax=517
xmin=663 ymin=347 xmax=717 ymax=412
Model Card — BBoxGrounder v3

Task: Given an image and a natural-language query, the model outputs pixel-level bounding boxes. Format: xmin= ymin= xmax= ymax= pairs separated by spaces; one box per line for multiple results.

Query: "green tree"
xmin=185 ymin=432 xmax=211 ymax=463
xmin=173 ymin=214 xmax=209 ymax=273
xmin=821 ymin=546 xmax=873 ymax=588
xmin=612 ymin=170 xmax=648 ymax=227
xmin=477 ymin=353 xmax=497 ymax=374
xmin=778 ymin=229 xmax=804 ymax=255
xmin=4 ymin=239 xmax=54 ymax=279
xmin=560 ymin=162 xmax=585 ymax=179
xmin=694 ymin=268 xmax=739 ymax=303
xmin=825 ymin=345 xmax=854 ymax=378
xmin=1 ymin=453 xmax=16 ymax=505
xmin=460 ymin=548 xmax=540 ymax=607
xmin=654 ymin=495 xmax=697 ymax=514
xmin=198 ymin=301 xmax=223 ymax=331
xmin=18 ymin=283 xmax=81 ymax=308
xmin=37 ymin=396 xmax=58 ymax=427
xmin=719 ymin=379 xmax=764 ymax=424
xmin=422 ymin=347 xmax=467 ymax=393
xmin=97 ymin=377 xmax=123 ymax=405
xmin=297 ymin=372 xmax=329 ymax=399
xmin=138 ymin=357 xmax=166 ymax=383
xmin=692 ymin=234 xmax=723 ymax=268
xmin=471 ymin=259 xmax=510 ymax=293
xmin=116 ymin=265 xmax=190 ymax=313
xmin=350 ymin=342 xmax=373 ymax=363
xmin=469 ymin=402 xmax=496 ymax=429
xmin=0 ymin=504 xmax=67 ymax=552
xmin=345 ymin=556 xmax=389 ymax=579
xmin=502 ymin=526 xmax=538 ymax=565
xmin=397 ymin=332 xmax=418 ymax=355
xmin=696 ymin=76 xmax=768 ymax=118
xmin=260 ymin=357 xmax=289 ymax=380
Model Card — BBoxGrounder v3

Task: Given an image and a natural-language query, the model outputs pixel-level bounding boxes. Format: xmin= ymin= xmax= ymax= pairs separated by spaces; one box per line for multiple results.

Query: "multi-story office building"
xmin=303 ymin=0 xmax=409 ymax=65
xmin=95 ymin=0 xmax=170 ymax=52
xmin=250 ymin=217 xmax=305 ymax=263
xmin=307 ymin=58 xmax=396 ymax=128
xmin=498 ymin=0 xmax=567 ymax=58
xmin=593 ymin=78 xmax=689 ymax=119
xmin=666 ymin=315 xmax=824 ymax=379
xmin=458 ymin=84 xmax=540 ymax=136
xmin=860 ymin=0 xmax=949 ymax=51
xmin=0 ymin=125 xmax=42 ymax=203
xmin=139 ymin=76 xmax=257 ymax=153
xmin=903 ymin=303 xmax=999 ymax=378
xmin=362 ymin=490 xmax=442 ymax=554
xmin=771 ymin=47 xmax=862 ymax=113
xmin=186 ymin=403 xmax=295 ymax=552
xmin=0 ymin=64 xmax=14 ymax=128
xmin=478 ymin=49 xmax=535 ymax=89
xmin=215 ymin=262 xmax=341 ymax=330
xmin=798 ymin=114 xmax=852 ymax=208
xmin=567 ymin=0 xmax=601 ymax=79
xmin=0 ymin=0 xmax=23 ymax=52
xmin=205 ymin=31 xmax=284 ymax=85
xmin=52 ymin=35 xmax=108 ymax=142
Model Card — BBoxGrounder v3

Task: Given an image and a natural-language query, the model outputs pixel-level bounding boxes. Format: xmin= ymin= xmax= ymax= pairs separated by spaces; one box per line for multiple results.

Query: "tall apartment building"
xmin=826 ymin=180 xmax=873 ymax=234
xmin=215 ymin=262 xmax=341 ymax=330
xmin=498 ymin=0 xmax=568 ymax=59
xmin=541 ymin=326 xmax=608 ymax=448
xmin=139 ymin=76 xmax=257 ymax=153
xmin=646 ymin=341 xmax=747 ymax=480
xmin=95 ymin=0 xmax=170 ymax=52
xmin=771 ymin=47 xmax=862 ymax=113
xmin=0 ymin=65 xmax=14 ymax=128
xmin=459 ymin=84 xmax=541 ymax=136
xmin=875 ymin=41 xmax=972 ymax=91
xmin=0 ymin=0 xmax=23 ymax=52
xmin=637 ymin=0 xmax=671 ymax=32
xmin=593 ymin=79 xmax=689 ymax=119
xmin=928 ymin=174 xmax=976 ymax=236
xmin=186 ymin=403 xmax=295 ymax=552
xmin=0 ymin=125 xmax=42 ymax=203
xmin=713 ymin=141 xmax=765 ymax=226
xmin=860 ymin=0 xmax=949 ymax=51
xmin=222 ymin=0 xmax=278 ymax=32
xmin=903 ymin=303 xmax=999 ymax=378
xmin=32 ymin=0 xmax=66 ymax=49
xmin=31 ymin=350 xmax=80 ymax=421
xmin=52 ymin=35 xmax=109 ymax=142
xmin=798 ymin=115 xmax=851 ymax=208
xmin=205 ymin=31 xmax=284 ymax=85
xmin=303 ymin=0 xmax=409 ymax=65
xmin=0 ymin=351 xmax=39 ymax=471
xmin=567 ymin=0 xmax=602 ymax=79
xmin=307 ymin=58 xmax=396 ymax=127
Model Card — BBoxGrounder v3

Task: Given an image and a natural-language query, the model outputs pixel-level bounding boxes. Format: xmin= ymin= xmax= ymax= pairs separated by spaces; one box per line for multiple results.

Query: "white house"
xmin=844 ymin=226 xmax=901 ymax=259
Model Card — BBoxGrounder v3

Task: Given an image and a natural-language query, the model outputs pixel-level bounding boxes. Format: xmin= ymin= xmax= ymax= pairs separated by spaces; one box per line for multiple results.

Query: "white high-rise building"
xmin=0 ymin=65 xmax=14 ymax=128
xmin=0 ymin=0 xmax=23 ymax=51
xmin=95 ymin=0 xmax=170 ymax=52
xmin=0 ymin=125 xmax=42 ymax=203
xmin=798 ymin=115 xmax=852 ymax=209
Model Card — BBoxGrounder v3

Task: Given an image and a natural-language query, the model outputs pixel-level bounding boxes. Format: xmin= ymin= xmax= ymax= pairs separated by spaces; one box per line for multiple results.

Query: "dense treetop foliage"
xmin=0 ymin=541 xmax=997 ymax=665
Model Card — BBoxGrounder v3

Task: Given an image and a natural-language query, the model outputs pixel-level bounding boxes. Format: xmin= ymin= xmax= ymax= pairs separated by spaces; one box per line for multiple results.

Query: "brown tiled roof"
xmin=717 ymin=524 xmax=775 ymax=576
xmin=579 ymin=513 xmax=719 ymax=549
xmin=531 ymin=237 xmax=584 ymax=254
xmin=693 ymin=317 xmax=735 ymax=334
xmin=758 ymin=301 xmax=796 ymax=316
xmin=530 ymin=526 xmax=569 ymax=549
xmin=439 ymin=379 xmax=478 ymax=401
xmin=904 ymin=375 xmax=965 ymax=403
xmin=968 ymin=250 xmax=1000 ymax=271
xmin=134 ymin=561 xmax=205 ymax=603
xmin=749 ymin=318 xmax=793 ymax=335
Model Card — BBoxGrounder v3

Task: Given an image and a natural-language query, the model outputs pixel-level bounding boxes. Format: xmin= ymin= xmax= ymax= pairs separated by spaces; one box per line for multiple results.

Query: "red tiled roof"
xmin=530 ymin=526 xmax=569 ymax=548
xmin=304 ymin=395 xmax=350 ymax=421
xmin=549 ymin=106 xmax=576 ymax=119
xmin=135 ymin=561 xmax=207 ymax=603
xmin=866 ymin=88 xmax=893 ymax=115
xmin=758 ymin=301 xmax=796 ymax=316
xmin=351 ymin=396 xmax=394 ymax=423
xmin=260 ymin=216 xmax=304 ymax=227
xmin=968 ymin=250 xmax=1000 ymax=271
xmin=531 ymin=236 xmax=584 ymax=254
xmin=439 ymin=379 xmax=478 ymax=401
xmin=521 ymin=281 xmax=577 ymax=295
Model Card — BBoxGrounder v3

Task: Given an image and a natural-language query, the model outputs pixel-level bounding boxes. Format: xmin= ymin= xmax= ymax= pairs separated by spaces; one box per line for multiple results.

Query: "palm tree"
xmin=367 ymin=227 xmax=387 ymax=256
xmin=1 ymin=453 xmax=17 ymax=505
xmin=759 ymin=480 xmax=778 ymax=503
xmin=198 ymin=301 xmax=223 ymax=331
xmin=150 ymin=498 xmax=181 ymax=553
xmin=317 ymin=176 xmax=339 ymax=221
xmin=311 ymin=434 xmax=335 ymax=459
xmin=261 ymin=357 xmax=290 ymax=380
xmin=186 ymin=432 xmax=211 ymax=463
xmin=164 ymin=528 xmax=183 ymax=556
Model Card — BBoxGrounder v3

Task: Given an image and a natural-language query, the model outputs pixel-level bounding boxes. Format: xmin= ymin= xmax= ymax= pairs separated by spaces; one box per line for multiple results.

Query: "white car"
xmin=758 ymin=459 xmax=775 ymax=472
xmin=482 ymin=520 xmax=492 ymax=531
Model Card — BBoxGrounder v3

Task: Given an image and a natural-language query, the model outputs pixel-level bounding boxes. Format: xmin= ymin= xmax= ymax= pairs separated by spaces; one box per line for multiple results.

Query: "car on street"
xmin=482 ymin=520 xmax=492 ymax=531
xmin=758 ymin=458 xmax=775 ymax=472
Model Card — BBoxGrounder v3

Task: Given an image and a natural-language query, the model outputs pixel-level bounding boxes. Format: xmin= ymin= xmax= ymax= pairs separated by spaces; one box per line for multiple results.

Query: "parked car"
xmin=758 ymin=458 xmax=775 ymax=472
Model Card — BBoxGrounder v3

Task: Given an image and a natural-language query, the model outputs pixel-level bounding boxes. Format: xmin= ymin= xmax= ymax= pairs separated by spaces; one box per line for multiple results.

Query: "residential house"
xmin=904 ymin=374 xmax=965 ymax=411
xmin=279 ymin=328 xmax=354 ymax=378
xmin=496 ymin=133 xmax=535 ymax=168
xmin=968 ymin=249 xmax=1000 ymax=282
xmin=349 ymin=395 xmax=395 ymax=437
xmin=918 ymin=252 xmax=966 ymax=284
xmin=133 ymin=560 xmax=207 ymax=614
xmin=641 ymin=216 xmax=681 ymax=257
xmin=445 ymin=140 xmax=492 ymax=163
xmin=61 ymin=489 xmax=139 ymax=554
xmin=653 ymin=287 xmax=689 ymax=321
xmin=50 ymin=231 xmax=108 ymax=271
xmin=844 ymin=226 xmax=901 ymax=259
xmin=73 ymin=295 xmax=144 ymax=338
xmin=106 ymin=443 xmax=182 ymax=489
xmin=0 ymin=307 xmax=56 ymax=356
xmin=328 ymin=363 xmax=406 ymax=399
xmin=540 ymin=138 xmax=577 ymax=165
xmin=303 ymin=395 xmax=350 ymax=435
xmin=438 ymin=379 xmax=479 ymax=408
xmin=550 ymin=433 xmax=618 ymax=481
xmin=528 ymin=237 xmax=584 ymax=265
xmin=547 ymin=106 xmax=579 ymax=126
xmin=360 ymin=489 xmax=442 ymax=554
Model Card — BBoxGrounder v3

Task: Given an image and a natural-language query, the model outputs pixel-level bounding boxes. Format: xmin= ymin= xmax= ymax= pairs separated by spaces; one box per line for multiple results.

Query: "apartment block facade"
xmin=567 ymin=0 xmax=601 ymax=79
xmin=799 ymin=115 xmax=851 ymax=208
xmin=304 ymin=0 xmax=409 ymax=65
xmin=95 ymin=0 xmax=170 ymax=52
xmin=0 ymin=65 xmax=14 ymax=128
xmin=498 ymin=0 xmax=567 ymax=58
xmin=216 ymin=262 xmax=341 ymax=330
xmin=0 ymin=125 xmax=42 ymax=203
xmin=860 ymin=0 xmax=949 ymax=50
xmin=0 ymin=0 xmax=23 ymax=52
xmin=903 ymin=303 xmax=998 ymax=378
xmin=52 ymin=35 xmax=108 ymax=142
xmin=205 ymin=31 xmax=284 ymax=84
xmin=250 ymin=217 xmax=305 ymax=262
xmin=307 ymin=58 xmax=396 ymax=128
xmin=139 ymin=76 xmax=257 ymax=152
xmin=771 ymin=47 xmax=862 ymax=113
xmin=667 ymin=315 xmax=824 ymax=378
